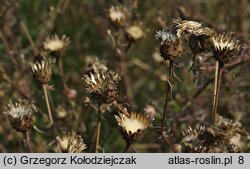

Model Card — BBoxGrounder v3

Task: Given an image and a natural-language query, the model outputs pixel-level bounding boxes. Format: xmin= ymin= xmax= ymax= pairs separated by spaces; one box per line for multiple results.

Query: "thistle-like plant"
xmin=210 ymin=33 xmax=242 ymax=124
xmin=82 ymin=61 xmax=121 ymax=152
xmin=3 ymin=99 xmax=38 ymax=152
xmin=30 ymin=57 xmax=55 ymax=127
xmin=155 ymin=29 xmax=183 ymax=137
xmin=56 ymin=131 xmax=87 ymax=153
xmin=115 ymin=112 xmax=150 ymax=152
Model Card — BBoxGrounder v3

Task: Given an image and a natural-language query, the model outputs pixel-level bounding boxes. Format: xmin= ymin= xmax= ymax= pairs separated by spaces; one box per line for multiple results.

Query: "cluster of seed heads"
xmin=82 ymin=58 xmax=151 ymax=143
xmin=182 ymin=117 xmax=248 ymax=153
xmin=2 ymin=33 xmax=88 ymax=153
xmin=1 ymin=5 xmax=248 ymax=153
xmin=106 ymin=5 xmax=145 ymax=42
xmin=155 ymin=18 xmax=242 ymax=64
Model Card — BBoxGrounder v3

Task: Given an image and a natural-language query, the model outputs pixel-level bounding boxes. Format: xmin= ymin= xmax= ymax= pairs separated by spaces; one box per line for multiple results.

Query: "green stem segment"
xmin=211 ymin=61 xmax=223 ymax=124
xmin=160 ymin=60 xmax=173 ymax=137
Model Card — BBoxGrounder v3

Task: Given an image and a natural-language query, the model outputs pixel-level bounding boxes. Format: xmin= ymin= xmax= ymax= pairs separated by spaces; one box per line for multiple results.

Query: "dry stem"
xmin=21 ymin=131 xmax=33 ymax=153
xmin=211 ymin=61 xmax=223 ymax=124
xmin=95 ymin=106 xmax=102 ymax=153
xmin=160 ymin=60 xmax=173 ymax=137
xmin=42 ymin=84 xmax=54 ymax=127
xmin=111 ymin=101 xmax=130 ymax=116
xmin=20 ymin=20 xmax=38 ymax=54
xmin=161 ymin=133 xmax=179 ymax=153
xmin=123 ymin=142 xmax=136 ymax=153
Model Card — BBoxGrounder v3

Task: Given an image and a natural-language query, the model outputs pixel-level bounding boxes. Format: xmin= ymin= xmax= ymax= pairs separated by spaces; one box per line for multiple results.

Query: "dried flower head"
xmin=115 ymin=112 xmax=150 ymax=143
xmin=126 ymin=24 xmax=144 ymax=42
xmin=107 ymin=6 xmax=128 ymax=27
xmin=30 ymin=57 xmax=55 ymax=84
xmin=188 ymin=27 xmax=216 ymax=53
xmin=182 ymin=116 xmax=249 ymax=153
xmin=82 ymin=70 xmax=120 ymax=104
xmin=192 ymin=27 xmax=216 ymax=37
xmin=55 ymin=106 xmax=67 ymax=119
xmin=43 ymin=34 xmax=70 ymax=54
xmin=3 ymin=99 xmax=38 ymax=132
xmin=182 ymin=125 xmax=208 ymax=152
xmin=155 ymin=30 xmax=183 ymax=60
xmin=56 ymin=131 xmax=87 ymax=153
xmin=211 ymin=33 xmax=242 ymax=64
xmin=173 ymin=19 xmax=202 ymax=38
xmin=85 ymin=57 xmax=108 ymax=75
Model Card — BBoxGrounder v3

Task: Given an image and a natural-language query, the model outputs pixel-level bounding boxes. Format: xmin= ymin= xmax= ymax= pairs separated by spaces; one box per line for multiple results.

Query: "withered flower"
xmin=211 ymin=33 xmax=242 ymax=64
xmin=188 ymin=27 xmax=216 ymax=53
xmin=115 ymin=112 xmax=150 ymax=143
xmin=106 ymin=6 xmax=128 ymax=27
xmin=85 ymin=57 xmax=108 ymax=75
xmin=182 ymin=125 xmax=208 ymax=152
xmin=3 ymin=99 xmax=38 ymax=132
xmin=191 ymin=27 xmax=216 ymax=37
xmin=56 ymin=131 xmax=87 ymax=153
xmin=125 ymin=24 xmax=144 ymax=42
xmin=43 ymin=34 xmax=70 ymax=55
xmin=182 ymin=116 xmax=249 ymax=153
xmin=30 ymin=57 xmax=55 ymax=84
xmin=173 ymin=19 xmax=202 ymax=38
xmin=82 ymin=70 xmax=120 ymax=104
xmin=155 ymin=30 xmax=183 ymax=60
xmin=55 ymin=106 xmax=68 ymax=119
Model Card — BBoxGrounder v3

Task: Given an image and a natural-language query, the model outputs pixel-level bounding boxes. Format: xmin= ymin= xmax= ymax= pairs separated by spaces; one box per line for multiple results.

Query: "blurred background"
xmin=0 ymin=0 xmax=249 ymax=152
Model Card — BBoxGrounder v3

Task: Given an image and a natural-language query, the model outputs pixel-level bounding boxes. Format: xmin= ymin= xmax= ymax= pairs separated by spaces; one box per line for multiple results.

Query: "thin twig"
xmin=0 ymin=63 xmax=32 ymax=99
xmin=200 ymin=54 xmax=250 ymax=71
xmin=19 ymin=20 xmax=38 ymax=55
xmin=161 ymin=133 xmax=179 ymax=153
xmin=0 ymin=30 xmax=19 ymax=68
xmin=151 ymin=127 xmax=179 ymax=153
xmin=36 ymin=0 xmax=70 ymax=45
xmin=58 ymin=59 xmax=72 ymax=103
xmin=119 ymin=41 xmax=134 ymax=104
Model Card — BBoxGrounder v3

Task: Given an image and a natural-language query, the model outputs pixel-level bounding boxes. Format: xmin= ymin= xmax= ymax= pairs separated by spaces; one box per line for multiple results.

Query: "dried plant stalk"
xmin=42 ymin=84 xmax=53 ymax=126
xmin=211 ymin=61 xmax=223 ymax=124
xmin=95 ymin=106 xmax=102 ymax=153
xmin=160 ymin=60 xmax=173 ymax=136
xmin=123 ymin=142 xmax=136 ymax=153
xmin=21 ymin=131 xmax=33 ymax=153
